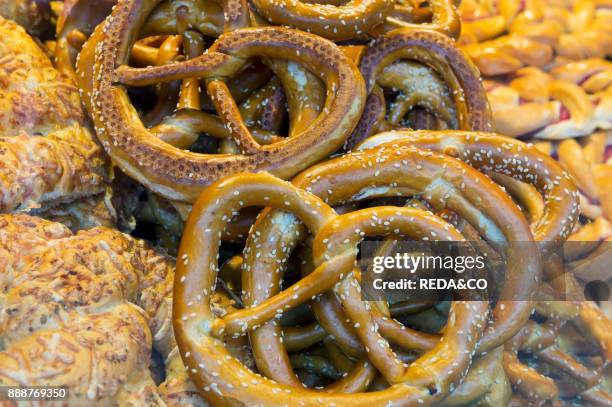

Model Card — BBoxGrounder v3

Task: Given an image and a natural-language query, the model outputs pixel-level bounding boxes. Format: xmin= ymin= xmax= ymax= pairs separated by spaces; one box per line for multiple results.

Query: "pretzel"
xmin=347 ymin=132 xmax=581 ymax=379
xmin=173 ymin=139 xmax=543 ymax=404
xmin=250 ymin=0 xmax=395 ymax=41
xmin=77 ymin=0 xmax=366 ymax=203
xmin=253 ymin=140 xmax=544 ymax=354
xmin=355 ymin=130 xmax=580 ymax=247
xmin=487 ymin=157 xmax=611 ymax=406
xmin=345 ymin=28 xmax=492 ymax=149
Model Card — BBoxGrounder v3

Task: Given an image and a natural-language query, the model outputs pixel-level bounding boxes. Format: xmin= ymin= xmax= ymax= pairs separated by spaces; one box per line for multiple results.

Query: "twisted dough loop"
xmin=251 ymin=0 xmax=395 ymax=41
xmin=243 ymin=139 xmax=551 ymax=394
xmin=347 ymin=28 xmax=492 ymax=149
xmin=356 ymin=130 xmax=580 ymax=247
xmin=173 ymin=139 xmax=544 ymax=405
xmin=235 ymin=131 xmax=580 ymax=403
xmin=78 ymin=0 xmax=365 ymax=203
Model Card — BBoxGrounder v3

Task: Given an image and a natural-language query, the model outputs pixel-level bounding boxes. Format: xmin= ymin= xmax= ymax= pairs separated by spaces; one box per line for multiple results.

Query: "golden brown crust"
xmin=172 ymin=135 xmax=548 ymax=404
xmin=0 ymin=125 xmax=107 ymax=212
xmin=251 ymin=0 xmax=395 ymax=41
xmin=458 ymin=0 xmax=612 ymax=75
xmin=346 ymin=28 xmax=492 ymax=149
xmin=0 ymin=212 xmax=258 ymax=405
xmin=369 ymin=0 xmax=462 ymax=38
xmin=0 ymin=18 xmax=85 ymax=135
xmin=0 ymin=17 xmax=108 ymax=214
xmin=0 ymin=214 xmax=175 ymax=404
xmin=78 ymin=0 xmax=366 ymax=203
xmin=355 ymin=130 xmax=580 ymax=245
xmin=0 ymin=304 xmax=165 ymax=405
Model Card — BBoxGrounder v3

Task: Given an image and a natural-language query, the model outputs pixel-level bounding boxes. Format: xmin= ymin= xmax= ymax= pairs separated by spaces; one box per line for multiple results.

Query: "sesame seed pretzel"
xmin=352 ymin=132 xmax=606 ymax=405
xmin=355 ymin=130 xmax=580 ymax=248
xmin=173 ymin=141 xmax=542 ymax=405
xmin=345 ymin=28 xmax=492 ymax=149
xmin=352 ymin=131 xmax=587 ymax=403
xmin=250 ymin=0 xmax=394 ymax=41
xmin=242 ymin=157 xmax=530 ymax=390
xmin=250 ymin=0 xmax=460 ymax=41
xmin=77 ymin=0 xmax=366 ymax=203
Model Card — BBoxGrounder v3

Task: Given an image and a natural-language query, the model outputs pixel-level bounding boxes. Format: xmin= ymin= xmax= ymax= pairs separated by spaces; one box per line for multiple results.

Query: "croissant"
xmin=0 ymin=17 xmax=109 ymax=221
xmin=0 ymin=214 xmax=251 ymax=404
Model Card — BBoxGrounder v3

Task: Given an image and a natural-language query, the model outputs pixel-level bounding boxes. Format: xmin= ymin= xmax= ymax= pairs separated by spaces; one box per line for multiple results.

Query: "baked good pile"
xmin=0 ymin=0 xmax=609 ymax=405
